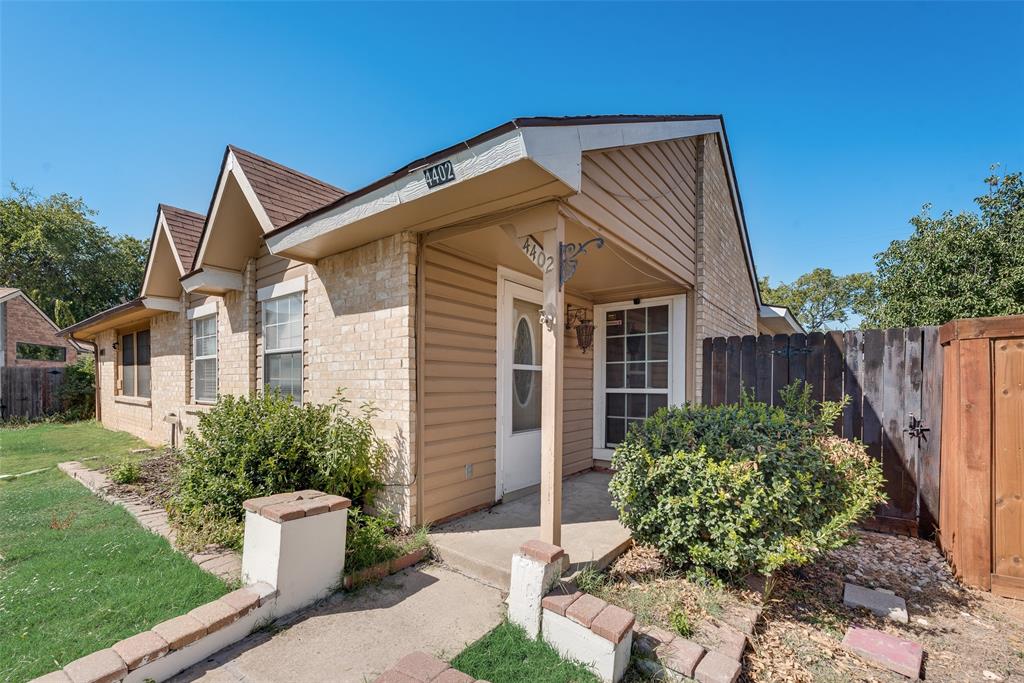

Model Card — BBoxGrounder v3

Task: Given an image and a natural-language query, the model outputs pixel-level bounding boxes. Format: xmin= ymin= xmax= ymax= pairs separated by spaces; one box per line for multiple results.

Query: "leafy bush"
xmin=110 ymin=459 xmax=141 ymax=484
xmin=56 ymin=356 xmax=96 ymax=421
xmin=345 ymin=508 xmax=430 ymax=574
xmin=169 ymin=390 xmax=387 ymax=550
xmin=609 ymin=382 xmax=885 ymax=579
xmin=669 ymin=609 xmax=692 ymax=638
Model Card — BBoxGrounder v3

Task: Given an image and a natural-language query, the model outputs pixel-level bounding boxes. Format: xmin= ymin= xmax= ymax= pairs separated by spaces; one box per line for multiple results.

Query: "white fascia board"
xmin=187 ymin=301 xmax=218 ymax=320
xmin=142 ymin=296 xmax=181 ymax=313
xmin=257 ymin=274 xmax=306 ymax=302
xmin=181 ymin=266 xmax=243 ymax=294
xmin=266 ymin=130 xmax=528 ymax=255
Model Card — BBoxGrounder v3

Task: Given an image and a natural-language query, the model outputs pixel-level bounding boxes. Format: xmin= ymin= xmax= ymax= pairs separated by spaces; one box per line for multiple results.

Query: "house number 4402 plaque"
xmin=423 ymin=160 xmax=456 ymax=189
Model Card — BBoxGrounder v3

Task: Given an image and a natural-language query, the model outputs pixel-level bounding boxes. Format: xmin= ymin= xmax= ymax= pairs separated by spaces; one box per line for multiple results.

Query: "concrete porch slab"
xmin=429 ymin=470 xmax=632 ymax=590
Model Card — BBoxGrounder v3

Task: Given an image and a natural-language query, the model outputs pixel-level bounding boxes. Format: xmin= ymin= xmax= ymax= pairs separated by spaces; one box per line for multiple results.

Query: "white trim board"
xmin=187 ymin=302 xmax=218 ymax=320
xmin=257 ymin=275 xmax=307 ymax=302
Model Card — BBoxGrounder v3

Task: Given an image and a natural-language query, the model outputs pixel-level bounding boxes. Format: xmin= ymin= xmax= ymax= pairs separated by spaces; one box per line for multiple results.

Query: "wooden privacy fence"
xmin=0 ymin=366 xmax=67 ymax=420
xmin=939 ymin=315 xmax=1024 ymax=598
xmin=701 ymin=328 xmax=943 ymax=536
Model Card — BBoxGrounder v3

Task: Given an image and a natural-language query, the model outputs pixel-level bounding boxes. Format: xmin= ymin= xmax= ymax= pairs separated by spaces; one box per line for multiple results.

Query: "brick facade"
xmin=95 ymin=235 xmax=418 ymax=524
xmin=2 ymin=295 xmax=78 ymax=367
xmin=692 ymin=135 xmax=759 ymax=402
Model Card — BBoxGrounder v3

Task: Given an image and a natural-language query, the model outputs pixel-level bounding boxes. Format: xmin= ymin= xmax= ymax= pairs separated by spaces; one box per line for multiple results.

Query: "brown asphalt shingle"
xmin=228 ymin=146 xmax=346 ymax=230
xmin=159 ymin=204 xmax=205 ymax=270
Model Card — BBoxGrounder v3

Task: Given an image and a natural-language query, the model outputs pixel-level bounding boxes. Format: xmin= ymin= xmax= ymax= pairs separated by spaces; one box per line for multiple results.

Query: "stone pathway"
xmin=168 ymin=564 xmax=504 ymax=682
xmin=58 ymin=460 xmax=241 ymax=583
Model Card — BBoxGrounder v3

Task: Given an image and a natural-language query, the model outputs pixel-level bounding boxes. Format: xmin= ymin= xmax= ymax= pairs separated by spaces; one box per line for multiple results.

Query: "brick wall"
xmin=3 ymin=296 xmax=78 ymax=367
xmin=693 ymin=135 xmax=759 ymax=403
xmin=303 ymin=233 xmax=418 ymax=525
xmin=96 ymin=236 xmax=418 ymax=524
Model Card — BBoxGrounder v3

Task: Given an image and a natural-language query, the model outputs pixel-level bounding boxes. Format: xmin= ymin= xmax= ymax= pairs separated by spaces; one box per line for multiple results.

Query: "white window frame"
xmin=191 ymin=313 xmax=218 ymax=404
xmin=262 ymin=291 xmax=304 ymax=403
xmin=592 ymin=295 xmax=687 ymax=461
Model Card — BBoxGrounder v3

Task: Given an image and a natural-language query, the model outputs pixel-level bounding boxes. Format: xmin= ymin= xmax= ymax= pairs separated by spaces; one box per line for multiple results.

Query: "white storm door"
xmin=498 ymin=279 xmax=544 ymax=497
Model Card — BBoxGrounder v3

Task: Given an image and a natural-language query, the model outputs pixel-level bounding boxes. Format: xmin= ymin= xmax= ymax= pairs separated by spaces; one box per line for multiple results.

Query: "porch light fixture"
xmin=566 ymin=305 xmax=595 ymax=354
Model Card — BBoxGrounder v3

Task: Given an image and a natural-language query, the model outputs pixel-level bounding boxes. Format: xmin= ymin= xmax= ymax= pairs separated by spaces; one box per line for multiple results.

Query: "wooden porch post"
xmin=540 ymin=219 xmax=565 ymax=546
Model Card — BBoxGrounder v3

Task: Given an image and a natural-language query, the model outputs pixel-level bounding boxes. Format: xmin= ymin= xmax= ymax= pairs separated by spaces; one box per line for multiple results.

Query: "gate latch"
xmin=904 ymin=413 xmax=930 ymax=443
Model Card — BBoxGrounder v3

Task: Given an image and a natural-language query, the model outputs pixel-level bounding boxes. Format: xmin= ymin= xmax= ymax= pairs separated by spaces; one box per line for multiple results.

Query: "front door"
xmin=498 ymin=279 xmax=543 ymax=497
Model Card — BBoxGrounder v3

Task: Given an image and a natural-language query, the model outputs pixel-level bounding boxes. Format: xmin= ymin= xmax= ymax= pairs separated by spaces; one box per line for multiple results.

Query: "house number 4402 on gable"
xmin=423 ymin=160 xmax=456 ymax=189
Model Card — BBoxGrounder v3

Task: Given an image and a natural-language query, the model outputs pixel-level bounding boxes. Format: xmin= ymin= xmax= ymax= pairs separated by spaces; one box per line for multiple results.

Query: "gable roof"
xmin=227 ymin=145 xmax=346 ymax=230
xmin=1 ymin=287 xmax=88 ymax=351
xmin=159 ymin=204 xmax=204 ymax=269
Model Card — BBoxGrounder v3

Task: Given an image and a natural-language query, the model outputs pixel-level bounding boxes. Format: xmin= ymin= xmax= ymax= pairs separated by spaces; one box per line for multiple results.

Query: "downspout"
xmin=414 ymin=232 xmax=426 ymax=527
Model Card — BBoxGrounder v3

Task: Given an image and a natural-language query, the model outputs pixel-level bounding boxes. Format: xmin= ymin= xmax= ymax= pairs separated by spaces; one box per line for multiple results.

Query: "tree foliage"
xmin=759 ymin=268 xmax=877 ymax=331
xmin=870 ymin=170 xmax=1024 ymax=327
xmin=0 ymin=184 xmax=147 ymax=323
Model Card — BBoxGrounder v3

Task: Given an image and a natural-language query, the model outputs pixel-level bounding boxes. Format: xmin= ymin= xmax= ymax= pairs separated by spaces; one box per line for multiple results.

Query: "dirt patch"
xmin=103 ymin=449 xmax=179 ymax=509
xmin=746 ymin=531 xmax=1024 ymax=682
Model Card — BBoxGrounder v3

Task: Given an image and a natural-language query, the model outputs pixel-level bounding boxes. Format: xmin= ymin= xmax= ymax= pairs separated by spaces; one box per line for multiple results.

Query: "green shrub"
xmin=609 ymin=382 xmax=886 ymax=579
xmin=345 ymin=508 xmax=430 ymax=575
xmin=110 ymin=459 xmax=140 ymax=485
xmin=169 ymin=390 xmax=387 ymax=550
xmin=669 ymin=609 xmax=692 ymax=638
xmin=56 ymin=356 xmax=95 ymax=421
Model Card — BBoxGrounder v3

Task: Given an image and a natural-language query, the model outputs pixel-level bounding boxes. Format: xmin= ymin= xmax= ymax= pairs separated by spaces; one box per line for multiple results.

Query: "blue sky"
xmin=2 ymin=2 xmax=1021 ymax=284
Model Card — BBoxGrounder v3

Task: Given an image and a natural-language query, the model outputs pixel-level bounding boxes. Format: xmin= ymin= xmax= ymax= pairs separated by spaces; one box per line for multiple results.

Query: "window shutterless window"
xmin=192 ymin=315 xmax=217 ymax=403
xmin=594 ymin=296 xmax=686 ymax=455
xmin=15 ymin=342 xmax=67 ymax=362
xmin=263 ymin=292 xmax=302 ymax=402
xmin=119 ymin=329 xmax=151 ymax=398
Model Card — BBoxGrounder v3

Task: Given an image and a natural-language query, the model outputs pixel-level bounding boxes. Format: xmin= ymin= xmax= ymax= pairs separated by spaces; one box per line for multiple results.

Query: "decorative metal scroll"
xmin=559 ymin=238 xmax=605 ymax=290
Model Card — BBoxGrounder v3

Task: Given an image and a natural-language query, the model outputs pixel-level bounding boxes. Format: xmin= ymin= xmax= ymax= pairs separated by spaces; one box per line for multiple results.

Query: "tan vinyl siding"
xmin=566 ymin=138 xmax=698 ymax=286
xmin=420 ymin=245 xmax=595 ymax=523
xmin=421 ymin=245 xmax=498 ymax=523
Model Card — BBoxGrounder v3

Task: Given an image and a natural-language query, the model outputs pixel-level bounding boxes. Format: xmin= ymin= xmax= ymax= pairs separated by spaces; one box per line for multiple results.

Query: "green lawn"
xmin=0 ymin=420 xmax=150 ymax=475
xmin=0 ymin=423 xmax=228 ymax=682
xmin=451 ymin=622 xmax=599 ymax=683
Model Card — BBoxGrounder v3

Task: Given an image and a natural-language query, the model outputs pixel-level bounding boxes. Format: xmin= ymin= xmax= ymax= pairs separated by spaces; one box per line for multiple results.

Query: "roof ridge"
xmin=159 ymin=203 xmax=206 ymax=219
xmin=227 ymin=144 xmax=345 ymax=194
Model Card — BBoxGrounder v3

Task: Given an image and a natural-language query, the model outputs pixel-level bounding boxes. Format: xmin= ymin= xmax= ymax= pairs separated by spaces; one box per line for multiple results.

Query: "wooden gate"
xmin=701 ymin=328 xmax=943 ymax=536
xmin=0 ymin=366 xmax=66 ymax=420
xmin=939 ymin=315 xmax=1024 ymax=598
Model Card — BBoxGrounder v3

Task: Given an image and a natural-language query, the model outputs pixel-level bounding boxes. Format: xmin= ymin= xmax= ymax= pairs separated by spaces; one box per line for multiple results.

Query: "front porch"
xmin=428 ymin=470 xmax=631 ymax=590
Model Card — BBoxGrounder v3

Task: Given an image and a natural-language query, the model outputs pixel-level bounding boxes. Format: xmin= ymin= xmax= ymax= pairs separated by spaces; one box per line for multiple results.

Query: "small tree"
xmin=759 ymin=268 xmax=877 ymax=331
xmin=870 ymin=169 xmax=1024 ymax=327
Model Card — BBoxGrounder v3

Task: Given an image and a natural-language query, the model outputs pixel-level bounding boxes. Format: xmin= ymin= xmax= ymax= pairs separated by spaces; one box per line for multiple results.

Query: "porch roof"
xmin=57 ymin=296 xmax=179 ymax=341
xmin=263 ymin=114 xmax=760 ymax=305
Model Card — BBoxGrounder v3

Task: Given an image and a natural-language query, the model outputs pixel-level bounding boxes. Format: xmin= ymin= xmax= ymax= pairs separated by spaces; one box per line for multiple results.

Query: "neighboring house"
xmin=0 ymin=287 xmax=83 ymax=368
xmin=61 ymin=115 xmax=800 ymax=534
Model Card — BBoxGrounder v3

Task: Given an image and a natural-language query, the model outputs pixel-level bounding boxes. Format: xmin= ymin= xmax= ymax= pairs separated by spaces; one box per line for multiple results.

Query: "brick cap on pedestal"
xmin=541 ymin=589 xmax=637 ymax=644
xmin=519 ymin=539 xmax=565 ymax=564
xmin=243 ymin=490 xmax=351 ymax=522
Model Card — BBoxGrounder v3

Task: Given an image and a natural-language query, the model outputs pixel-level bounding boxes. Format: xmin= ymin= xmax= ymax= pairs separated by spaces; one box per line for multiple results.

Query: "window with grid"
xmin=119 ymin=329 xmax=151 ymax=398
xmin=263 ymin=292 xmax=302 ymax=402
xmin=193 ymin=315 xmax=218 ymax=403
xmin=603 ymin=304 xmax=669 ymax=447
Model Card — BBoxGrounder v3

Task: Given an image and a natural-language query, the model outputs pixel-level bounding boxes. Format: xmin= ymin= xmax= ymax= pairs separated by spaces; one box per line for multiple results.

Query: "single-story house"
xmin=61 ymin=114 xmax=800 ymax=538
xmin=1 ymin=287 xmax=85 ymax=368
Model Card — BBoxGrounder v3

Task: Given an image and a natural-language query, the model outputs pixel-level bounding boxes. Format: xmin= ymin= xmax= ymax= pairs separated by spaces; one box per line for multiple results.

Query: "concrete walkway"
xmin=170 ymin=564 xmax=504 ymax=682
xmin=429 ymin=470 xmax=632 ymax=589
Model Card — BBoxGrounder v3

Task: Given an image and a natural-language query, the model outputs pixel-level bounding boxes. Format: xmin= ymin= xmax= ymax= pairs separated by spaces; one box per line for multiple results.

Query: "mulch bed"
xmin=103 ymin=449 xmax=179 ymax=509
xmin=745 ymin=531 xmax=1024 ymax=682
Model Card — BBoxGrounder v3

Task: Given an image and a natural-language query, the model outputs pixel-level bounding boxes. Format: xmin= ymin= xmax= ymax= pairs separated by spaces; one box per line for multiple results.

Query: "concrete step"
xmin=431 ymin=540 xmax=512 ymax=590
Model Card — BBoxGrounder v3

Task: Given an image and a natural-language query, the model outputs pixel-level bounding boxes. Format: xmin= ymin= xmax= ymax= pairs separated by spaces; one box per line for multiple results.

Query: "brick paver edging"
xmin=343 ymin=546 xmax=432 ymax=590
xmin=631 ymin=599 xmax=763 ymax=683
xmin=57 ymin=461 xmax=241 ymax=582
xmin=29 ymin=582 xmax=278 ymax=683
xmin=375 ymin=651 xmax=489 ymax=683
